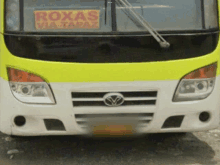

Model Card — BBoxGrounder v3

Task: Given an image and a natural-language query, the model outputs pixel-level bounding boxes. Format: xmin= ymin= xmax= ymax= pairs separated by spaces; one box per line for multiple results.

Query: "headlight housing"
xmin=7 ymin=67 xmax=56 ymax=104
xmin=5 ymin=0 xmax=20 ymax=31
xmin=173 ymin=63 xmax=217 ymax=102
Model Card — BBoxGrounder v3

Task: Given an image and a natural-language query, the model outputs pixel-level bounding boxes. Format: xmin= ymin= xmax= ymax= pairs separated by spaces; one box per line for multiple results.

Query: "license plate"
xmin=92 ymin=125 xmax=134 ymax=137
xmin=34 ymin=10 xmax=100 ymax=30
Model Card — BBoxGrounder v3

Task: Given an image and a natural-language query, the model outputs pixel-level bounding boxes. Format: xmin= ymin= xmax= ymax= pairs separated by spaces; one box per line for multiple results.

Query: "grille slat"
xmin=73 ymin=100 xmax=156 ymax=107
xmin=72 ymin=97 xmax=156 ymax=102
xmin=75 ymin=113 xmax=154 ymax=118
xmin=72 ymin=91 xmax=157 ymax=98
xmin=72 ymin=93 xmax=105 ymax=98
xmin=122 ymin=92 xmax=157 ymax=97
xmin=72 ymin=91 xmax=157 ymax=107
xmin=125 ymin=97 xmax=157 ymax=101
xmin=139 ymin=116 xmax=153 ymax=120
xmin=72 ymin=98 xmax=104 ymax=102
xmin=138 ymin=123 xmax=150 ymax=127
xmin=75 ymin=113 xmax=154 ymax=129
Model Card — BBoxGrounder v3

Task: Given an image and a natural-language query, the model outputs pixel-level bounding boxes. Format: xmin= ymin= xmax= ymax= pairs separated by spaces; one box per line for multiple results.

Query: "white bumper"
xmin=0 ymin=77 xmax=219 ymax=136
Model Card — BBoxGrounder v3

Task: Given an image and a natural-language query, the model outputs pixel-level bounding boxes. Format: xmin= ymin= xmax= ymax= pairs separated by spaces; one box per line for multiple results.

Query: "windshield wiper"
xmin=116 ymin=0 xmax=170 ymax=48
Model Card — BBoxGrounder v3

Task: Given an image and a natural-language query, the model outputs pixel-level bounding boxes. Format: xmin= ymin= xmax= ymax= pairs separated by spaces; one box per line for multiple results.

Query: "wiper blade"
xmin=116 ymin=0 xmax=170 ymax=48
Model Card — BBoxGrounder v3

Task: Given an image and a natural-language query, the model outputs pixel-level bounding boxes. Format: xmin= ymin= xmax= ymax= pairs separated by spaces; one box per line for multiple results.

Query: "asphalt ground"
xmin=0 ymin=126 xmax=219 ymax=165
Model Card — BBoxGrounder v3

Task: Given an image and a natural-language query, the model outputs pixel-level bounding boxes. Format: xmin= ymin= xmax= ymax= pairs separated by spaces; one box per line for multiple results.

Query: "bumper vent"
xmin=162 ymin=116 xmax=184 ymax=129
xmin=44 ymin=119 xmax=66 ymax=131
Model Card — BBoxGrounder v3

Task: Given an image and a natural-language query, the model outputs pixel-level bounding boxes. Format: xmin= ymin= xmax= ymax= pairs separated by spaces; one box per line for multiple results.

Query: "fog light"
xmin=199 ymin=112 xmax=210 ymax=122
xmin=14 ymin=116 xmax=26 ymax=127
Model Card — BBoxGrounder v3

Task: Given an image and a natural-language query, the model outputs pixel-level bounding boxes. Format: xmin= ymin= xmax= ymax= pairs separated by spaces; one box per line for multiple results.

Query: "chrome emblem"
xmin=103 ymin=93 xmax=125 ymax=107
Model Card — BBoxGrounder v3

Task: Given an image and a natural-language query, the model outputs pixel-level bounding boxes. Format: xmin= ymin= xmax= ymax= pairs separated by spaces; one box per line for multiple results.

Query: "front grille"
xmin=71 ymin=91 xmax=157 ymax=107
xmin=75 ymin=113 xmax=154 ymax=129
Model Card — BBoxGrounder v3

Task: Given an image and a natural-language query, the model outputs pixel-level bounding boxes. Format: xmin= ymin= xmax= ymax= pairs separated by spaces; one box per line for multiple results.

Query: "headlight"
xmin=7 ymin=68 xmax=56 ymax=104
xmin=173 ymin=63 xmax=217 ymax=102
xmin=6 ymin=0 xmax=20 ymax=31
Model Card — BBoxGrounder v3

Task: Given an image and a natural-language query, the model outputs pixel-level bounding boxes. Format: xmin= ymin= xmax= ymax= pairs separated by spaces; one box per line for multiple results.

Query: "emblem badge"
xmin=103 ymin=93 xmax=125 ymax=107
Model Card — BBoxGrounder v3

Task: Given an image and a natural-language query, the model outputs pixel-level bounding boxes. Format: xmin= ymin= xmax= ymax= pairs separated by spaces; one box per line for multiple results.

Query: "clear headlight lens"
xmin=174 ymin=78 xmax=215 ymax=102
xmin=6 ymin=0 xmax=20 ymax=31
xmin=9 ymin=82 xmax=55 ymax=104
xmin=7 ymin=68 xmax=56 ymax=104
xmin=173 ymin=63 xmax=217 ymax=102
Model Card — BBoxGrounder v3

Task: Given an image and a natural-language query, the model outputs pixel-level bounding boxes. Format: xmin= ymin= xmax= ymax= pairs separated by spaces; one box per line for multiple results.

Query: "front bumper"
xmin=0 ymin=77 xmax=220 ymax=136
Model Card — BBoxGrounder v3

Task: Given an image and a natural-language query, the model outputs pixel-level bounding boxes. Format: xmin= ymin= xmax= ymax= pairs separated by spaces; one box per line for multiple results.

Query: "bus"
xmin=0 ymin=0 xmax=219 ymax=136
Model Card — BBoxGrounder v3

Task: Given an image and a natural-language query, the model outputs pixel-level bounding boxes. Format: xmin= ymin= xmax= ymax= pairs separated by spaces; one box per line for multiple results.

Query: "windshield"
xmin=22 ymin=0 xmax=218 ymax=33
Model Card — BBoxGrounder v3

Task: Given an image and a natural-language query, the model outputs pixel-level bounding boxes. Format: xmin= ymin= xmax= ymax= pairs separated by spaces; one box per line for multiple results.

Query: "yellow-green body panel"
xmin=0 ymin=0 xmax=220 ymax=83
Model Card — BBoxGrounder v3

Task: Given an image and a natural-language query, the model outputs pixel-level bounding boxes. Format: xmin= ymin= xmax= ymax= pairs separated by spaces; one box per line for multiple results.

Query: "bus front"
xmin=0 ymin=0 xmax=220 ymax=136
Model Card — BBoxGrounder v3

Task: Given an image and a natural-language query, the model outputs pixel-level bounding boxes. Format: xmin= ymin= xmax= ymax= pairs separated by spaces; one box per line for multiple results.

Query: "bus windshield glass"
xmin=22 ymin=0 xmax=218 ymax=33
